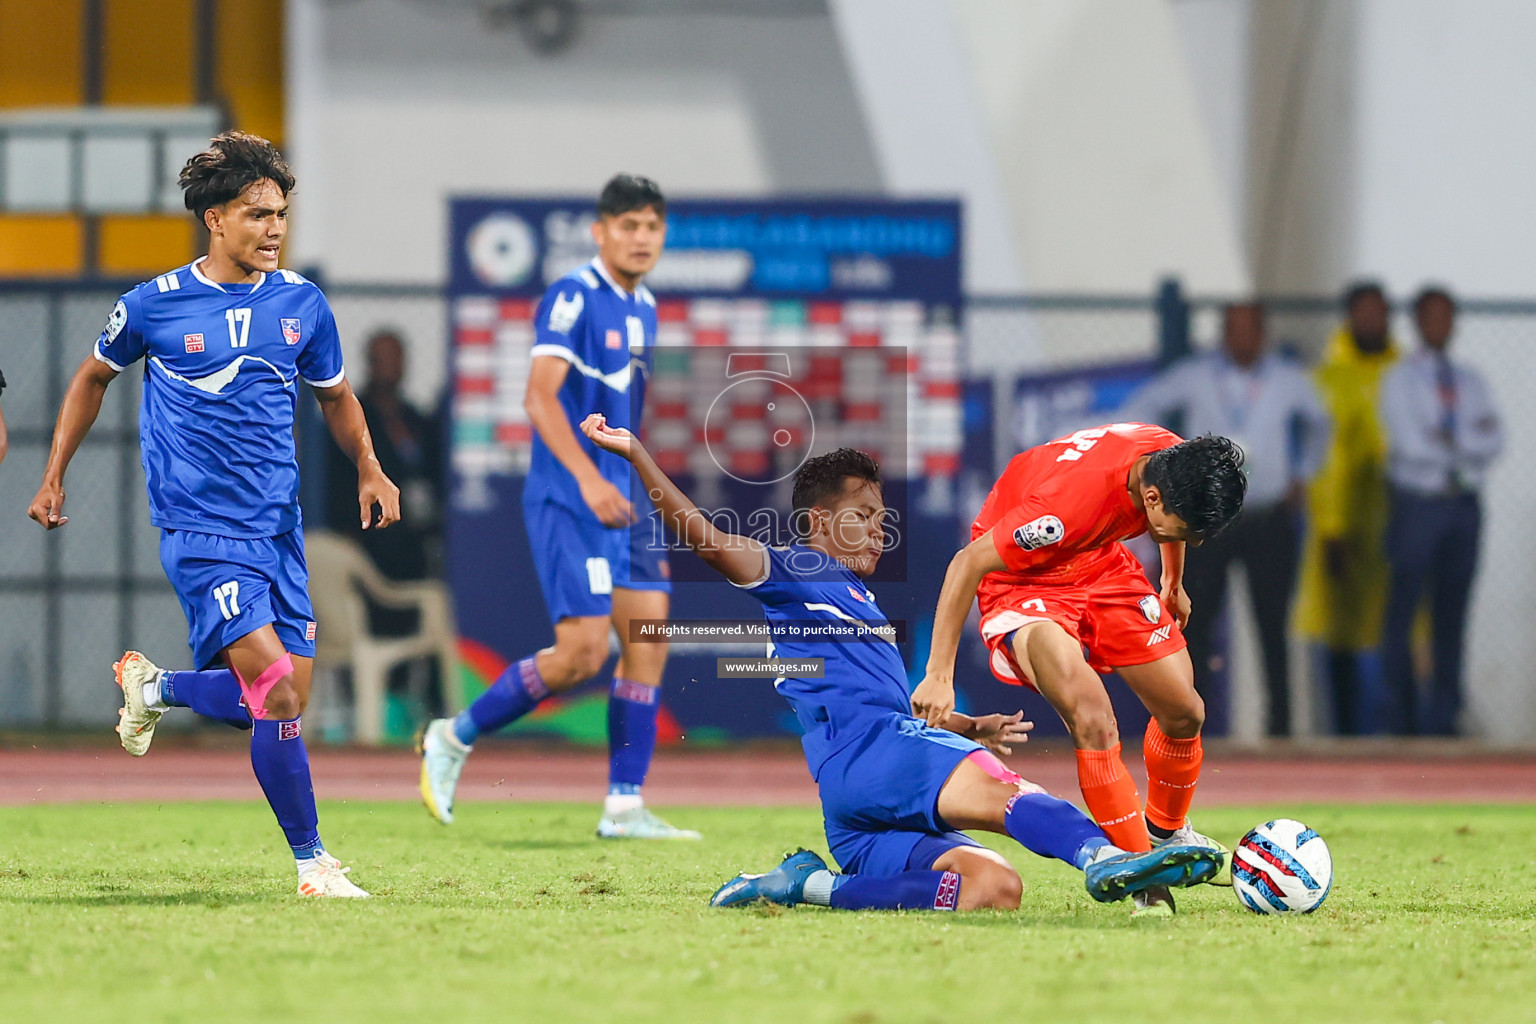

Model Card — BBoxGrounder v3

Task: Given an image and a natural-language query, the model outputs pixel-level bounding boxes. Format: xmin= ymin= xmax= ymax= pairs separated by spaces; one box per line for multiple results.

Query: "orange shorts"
xmin=976 ymin=546 xmax=1187 ymax=690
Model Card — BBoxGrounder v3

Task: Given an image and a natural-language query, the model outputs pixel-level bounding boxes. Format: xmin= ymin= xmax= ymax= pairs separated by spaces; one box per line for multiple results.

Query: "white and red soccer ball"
xmin=1232 ymin=818 xmax=1333 ymax=914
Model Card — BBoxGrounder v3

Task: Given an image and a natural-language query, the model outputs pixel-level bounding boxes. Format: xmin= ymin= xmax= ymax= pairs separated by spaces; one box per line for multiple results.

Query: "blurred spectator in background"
xmin=0 ymin=367 xmax=8 ymax=468
xmin=1378 ymin=287 xmax=1501 ymax=735
xmin=1294 ymin=281 xmax=1398 ymax=734
xmin=326 ymin=328 xmax=444 ymax=579
xmin=1121 ymin=302 xmax=1329 ymax=736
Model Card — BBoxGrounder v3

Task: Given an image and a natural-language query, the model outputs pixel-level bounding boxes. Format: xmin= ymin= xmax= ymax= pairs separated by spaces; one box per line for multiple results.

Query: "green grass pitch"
xmin=1 ymin=802 xmax=1533 ymax=1023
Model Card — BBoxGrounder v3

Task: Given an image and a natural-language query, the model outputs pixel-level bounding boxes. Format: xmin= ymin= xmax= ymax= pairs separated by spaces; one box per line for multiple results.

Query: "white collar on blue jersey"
xmin=589 ymin=256 xmax=632 ymax=297
xmin=190 ymin=256 xmax=267 ymax=294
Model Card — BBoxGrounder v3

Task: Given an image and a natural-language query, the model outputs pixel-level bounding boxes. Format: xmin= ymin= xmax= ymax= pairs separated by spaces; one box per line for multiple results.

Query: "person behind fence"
xmin=1378 ymin=286 xmax=1502 ymax=735
xmin=1294 ymin=281 xmax=1399 ymax=735
xmin=1120 ymin=302 xmax=1329 ymax=737
xmin=326 ymin=328 xmax=444 ymax=582
xmin=0 ymin=366 xmax=8 ymax=469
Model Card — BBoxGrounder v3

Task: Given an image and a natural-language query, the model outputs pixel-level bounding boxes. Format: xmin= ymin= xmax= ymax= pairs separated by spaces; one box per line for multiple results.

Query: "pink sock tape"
xmin=236 ymin=653 xmax=294 ymax=720
xmin=966 ymin=749 xmax=1045 ymax=794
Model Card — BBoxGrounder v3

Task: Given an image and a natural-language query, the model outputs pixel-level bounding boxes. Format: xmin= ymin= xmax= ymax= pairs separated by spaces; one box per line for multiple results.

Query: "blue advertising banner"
xmin=450 ymin=196 xmax=962 ymax=305
xmin=445 ymin=196 xmax=968 ymax=745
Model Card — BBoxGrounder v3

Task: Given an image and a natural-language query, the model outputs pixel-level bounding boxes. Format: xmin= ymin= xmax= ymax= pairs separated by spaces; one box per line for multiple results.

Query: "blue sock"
xmin=607 ymin=678 xmax=660 ymax=793
xmin=829 ymin=871 xmax=962 ymax=911
xmin=250 ymin=717 xmax=322 ymax=861
xmin=1004 ymin=791 xmax=1112 ymax=869
xmin=454 ymin=656 xmax=549 ymax=746
xmin=161 ymin=669 xmax=252 ymax=730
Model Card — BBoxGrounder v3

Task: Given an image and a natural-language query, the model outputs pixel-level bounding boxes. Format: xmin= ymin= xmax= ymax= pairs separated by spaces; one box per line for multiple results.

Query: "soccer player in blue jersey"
xmin=27 ymin=132 xmax=398 ymax=897
xmin=418 ymin=175 xmax=696 ymax=839
xmin=580 ymin=414 xmax=1223 ymax=912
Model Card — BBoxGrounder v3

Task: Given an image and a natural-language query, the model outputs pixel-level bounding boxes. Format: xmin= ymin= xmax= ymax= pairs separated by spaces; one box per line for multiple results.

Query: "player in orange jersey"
xmin=912 ymin=424 xmax=1247 ymax=915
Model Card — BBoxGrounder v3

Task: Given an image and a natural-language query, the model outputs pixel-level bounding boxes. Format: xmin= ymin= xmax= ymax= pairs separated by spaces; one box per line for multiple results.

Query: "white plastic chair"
xmin=305 ymin=529 xmax=459 ymax=744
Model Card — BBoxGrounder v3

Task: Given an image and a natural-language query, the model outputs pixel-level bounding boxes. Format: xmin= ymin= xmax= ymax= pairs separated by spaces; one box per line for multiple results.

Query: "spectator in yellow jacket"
xmin=1294 ymin=281 xmax=1398 ymax=734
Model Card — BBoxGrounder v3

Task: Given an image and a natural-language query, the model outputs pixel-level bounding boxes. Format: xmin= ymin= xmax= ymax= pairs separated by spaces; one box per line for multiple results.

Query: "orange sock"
xmin=1075 ymin=744 xmax=1151 ymax=851
xmin=1142 ymin=720 xmax=1203 ymax=832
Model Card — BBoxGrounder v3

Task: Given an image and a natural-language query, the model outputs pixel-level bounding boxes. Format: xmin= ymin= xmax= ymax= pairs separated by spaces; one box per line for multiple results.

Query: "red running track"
xmin=2 ymin=739 xmax=1534 ymax=807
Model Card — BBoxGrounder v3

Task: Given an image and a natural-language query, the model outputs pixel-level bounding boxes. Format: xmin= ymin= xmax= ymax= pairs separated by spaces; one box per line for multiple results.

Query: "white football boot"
xmin=297 ymin=852 xmax=371 ymax=898
xmin=417 ymin=718 xmax=470 ymax=825
xmin=113 ymin=651 xmax=165 ymax=757
xmin=596 ymin=806 xmax=702 ymax=840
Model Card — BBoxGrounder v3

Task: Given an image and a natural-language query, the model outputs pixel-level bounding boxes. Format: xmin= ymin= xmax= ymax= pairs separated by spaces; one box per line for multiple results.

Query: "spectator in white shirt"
xmin=1378 ymin=286 xmax=1502 ymax=735
xmin=1120 ymin=302 xmax=1330 ymax=736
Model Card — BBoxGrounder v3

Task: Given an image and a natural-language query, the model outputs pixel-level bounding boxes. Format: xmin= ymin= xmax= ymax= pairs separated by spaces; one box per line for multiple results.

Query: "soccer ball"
xmin=1232 ymin=818 xmax=1333 ymax=914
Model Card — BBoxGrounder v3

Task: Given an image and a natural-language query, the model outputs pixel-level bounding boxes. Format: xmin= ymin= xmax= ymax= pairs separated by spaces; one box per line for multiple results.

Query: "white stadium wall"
xmin=282 ymin=0 xmax=1536 ymax=740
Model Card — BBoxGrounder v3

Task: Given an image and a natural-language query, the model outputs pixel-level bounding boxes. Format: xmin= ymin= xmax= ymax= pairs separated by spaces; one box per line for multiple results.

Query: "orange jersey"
xmin=971 ymin=423 xmax=1183 ymax=587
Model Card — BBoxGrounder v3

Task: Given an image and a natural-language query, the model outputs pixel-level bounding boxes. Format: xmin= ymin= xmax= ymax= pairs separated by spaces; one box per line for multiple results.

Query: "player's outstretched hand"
xmin=910 ymin=674 xmax=956 ymax=728
xmin=580 ymin=413 xmax=638 ymax=459
xmin=28 ymin=480 xmax=69 ymax=529
xmin=358 ymin=467 xmax=402 ymax=530
xmin=967 ymin=711 xmax=1034 ymax=756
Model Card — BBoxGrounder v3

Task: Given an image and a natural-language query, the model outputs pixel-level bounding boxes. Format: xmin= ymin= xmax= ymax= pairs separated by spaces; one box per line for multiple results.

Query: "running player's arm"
xmin=312 ymin=379 xmax=401 ymax=530
xmin=300 ymin=300 xmax=400 ymax=530
xmin=0 ymin=367 xmax=8 ymax=467
xmin=29 ymin=356 xmax=121 ymax=529
xmin=526 ymin=356 xmax=634 ymax=527
xmin=910 ymin=531 xmax=1008 ymax=727
xmin=580 ymin=414 xmax=765 ymax=586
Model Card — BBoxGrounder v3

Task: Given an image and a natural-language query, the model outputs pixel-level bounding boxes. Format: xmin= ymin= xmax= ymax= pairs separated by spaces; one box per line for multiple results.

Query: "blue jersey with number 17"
xmin=93 ymin=259 xmax=345 ymax=539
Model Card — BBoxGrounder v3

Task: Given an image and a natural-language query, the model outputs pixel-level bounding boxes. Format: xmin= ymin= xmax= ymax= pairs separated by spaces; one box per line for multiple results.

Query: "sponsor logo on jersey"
xmin=278 ymin=719 xmax=302 ymax=741
xmin=184 ymin=333 xmax=204 ymax=353
xmin=281 ymin=318 xmax=301 ymax=345
xmin=305 ymin=620 xmax=317 ymax=640
xmin=847 ymin=585 xmax=866 ymax=603
xmin=547 ymin=290 xmax=584 ymax=334
xmin=105 ymin=300 xmax=128 ymax=341
xmin=606 ymin=329 xmax=623 ymax=349
xmin=1147 ymin=624 xmax=1173 ymax=646
xmin=1012 ymin=515 xmax=1064 ymax=551
xmin=1138 ymin=595 xmax=1162 ymax=624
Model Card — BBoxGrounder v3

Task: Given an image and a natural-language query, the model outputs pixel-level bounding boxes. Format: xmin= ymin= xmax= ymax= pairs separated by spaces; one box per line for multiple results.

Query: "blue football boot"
xmin=710 ymin=849 xmax=828 ymax=908
xmin=1084 ymin=843 xmax=1224 ymax=904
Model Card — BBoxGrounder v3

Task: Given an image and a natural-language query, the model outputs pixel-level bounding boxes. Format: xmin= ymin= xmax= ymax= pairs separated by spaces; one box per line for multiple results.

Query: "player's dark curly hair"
xmin=791 ymin=448 xmax=882 ymax=539
xmin=1142 ymin=434 xmax=1247 ymax=540
xmin=598 ymin=173 xmax=666 ymax=218
xmin=179 ymin=131 xmax=295 ymax=221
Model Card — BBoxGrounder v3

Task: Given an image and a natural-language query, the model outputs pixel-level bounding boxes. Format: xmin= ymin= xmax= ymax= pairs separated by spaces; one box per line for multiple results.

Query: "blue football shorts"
xmin=817 ymin=712 xmax=986 ymax=877
xmin=160 ymin=526 xmax=317 ymax=669
xmin=523 ymin=497 xmax=671 ymax=625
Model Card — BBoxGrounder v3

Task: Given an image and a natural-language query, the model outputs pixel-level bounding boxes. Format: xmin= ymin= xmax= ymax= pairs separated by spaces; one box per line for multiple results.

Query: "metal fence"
xmin=3 ymin=280 xmax=1535 ymax=742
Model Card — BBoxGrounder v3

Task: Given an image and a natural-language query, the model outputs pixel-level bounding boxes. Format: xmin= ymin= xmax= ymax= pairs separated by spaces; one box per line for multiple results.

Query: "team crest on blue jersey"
xmin=846 ymin=585 xmax=866 ymax=603
xmin=184 ymin=333 xmax=204 ymax=353
xmin=1138 ymin=595 xmax=1162 ymax=623
xmin=281 ymin=318 xmax=301 ymax=345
